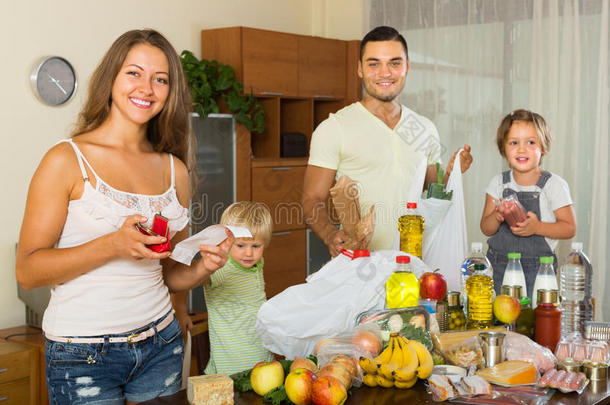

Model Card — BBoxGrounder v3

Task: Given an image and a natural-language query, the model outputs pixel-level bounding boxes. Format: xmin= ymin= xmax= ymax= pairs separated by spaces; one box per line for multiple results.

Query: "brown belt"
xmin=45 ymin=312 xmax=175 ymax=344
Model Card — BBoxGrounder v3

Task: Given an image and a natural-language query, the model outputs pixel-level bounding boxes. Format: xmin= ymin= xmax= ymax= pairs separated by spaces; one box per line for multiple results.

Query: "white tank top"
xmin=42 ymin=140 xmax=190 ymax=336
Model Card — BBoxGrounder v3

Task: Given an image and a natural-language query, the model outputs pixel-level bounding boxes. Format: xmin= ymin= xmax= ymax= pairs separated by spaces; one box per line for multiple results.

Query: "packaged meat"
xmin=476 ymin=360 xmax=537 ymax=386
xmin=572 ymin=340 xmax=588 ymax=362
xmin=588 ymin=341 xmax=609 ymax=363
xmin=537 ymin=369 xmax=588 ymax=394
xmin=502 ymin=331 xmax=556 ymax=373
xmin=537 ymin=368 xmax=558 ymax=387
xmin=548 ymin=369 xmax=567 ymax=388
xmin=554 ymin=339 xmax=572 ymax=361
xmin=495 ymin=194 xmax=527 ymax=227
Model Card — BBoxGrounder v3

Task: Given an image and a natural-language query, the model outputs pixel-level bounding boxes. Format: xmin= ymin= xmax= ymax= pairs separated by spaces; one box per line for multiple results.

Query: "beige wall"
xmin=0 ymin=0 xmax=365 ymax=329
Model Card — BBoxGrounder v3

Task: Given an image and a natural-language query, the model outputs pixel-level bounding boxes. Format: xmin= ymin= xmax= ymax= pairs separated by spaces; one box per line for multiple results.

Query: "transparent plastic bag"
xmin=502 ymin=331 xmax=556 ymax=373
xmin=314 ymin=324 xmax=383 ymax=388
xmin=442 ymin=336 xmax=485 ymax=369
xmin=356 ymin=306 xmax=433 ymax=350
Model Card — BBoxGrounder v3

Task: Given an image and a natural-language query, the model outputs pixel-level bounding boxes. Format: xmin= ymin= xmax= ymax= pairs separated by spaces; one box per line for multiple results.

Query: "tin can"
xmin=583 ymin=361 xmax=608 ymax=381
xmin=558 ymin=358 xmax=583 ymax=373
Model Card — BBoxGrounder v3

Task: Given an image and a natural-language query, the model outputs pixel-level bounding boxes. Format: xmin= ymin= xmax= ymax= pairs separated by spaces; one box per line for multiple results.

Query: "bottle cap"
xmin=519 ymin=296 xmax=531 ymax=306
xmin=536 ymin=289 xmax=559 ymax=305
xmin=396 ymin=256 xmax=411 ymax=264
xmin=508 ymin=252 xmax=521 ymax=259
xmin=447 ymin=291 xmax=460 ymax=307
xmin=353 ymin=249 xmax=370 ymax=258
xmin=474 ymin=263 xmax=486 ymax=271
xmin=540 ymin=256 xmax=554 ymax=264
xmin=572 ymin=242 xmax=583 ymax=250
xmin=471 ymin=242 xmax=483 ymax=251
xmin=501 ymin=285 xmax=523 ymax=298
xmin=407 ymin=202 xmax=417 ymax=209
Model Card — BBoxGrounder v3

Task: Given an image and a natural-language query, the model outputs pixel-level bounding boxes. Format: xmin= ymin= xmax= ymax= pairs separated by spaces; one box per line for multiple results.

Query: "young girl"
xmin=15 ymin=29 xmax=232 ymax=404
xmin=480 ymin=109 xmax=576 ymax=298
xmin=203 ymin=201 xmax=275 ymax=374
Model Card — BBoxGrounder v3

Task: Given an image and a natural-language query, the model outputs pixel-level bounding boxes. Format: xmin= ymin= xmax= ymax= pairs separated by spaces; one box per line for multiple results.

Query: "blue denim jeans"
xmin=45 ymin=313 xmax=184 ymax=405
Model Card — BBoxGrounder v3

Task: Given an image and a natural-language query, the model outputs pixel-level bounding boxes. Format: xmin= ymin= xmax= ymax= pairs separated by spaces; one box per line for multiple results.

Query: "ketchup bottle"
xmin=534 ymin=289 xmax=562 ymax=351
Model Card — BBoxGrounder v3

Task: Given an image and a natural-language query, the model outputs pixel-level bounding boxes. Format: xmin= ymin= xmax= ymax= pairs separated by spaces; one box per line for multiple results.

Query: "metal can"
xmin=558 ymin=358 xmax=583 ymax=373
xmin=583 ymin=361 xmax=608 ymax=381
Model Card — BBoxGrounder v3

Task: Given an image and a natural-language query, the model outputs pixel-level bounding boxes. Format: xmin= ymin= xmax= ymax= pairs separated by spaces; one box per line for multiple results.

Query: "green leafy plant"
xmin=180 ymin=50 xmax=265 ymax=133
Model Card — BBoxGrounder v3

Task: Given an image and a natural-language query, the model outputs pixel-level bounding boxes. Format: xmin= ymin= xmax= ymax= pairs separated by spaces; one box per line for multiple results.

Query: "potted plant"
xmin=180 ymin=50 xmax=265 ymax=134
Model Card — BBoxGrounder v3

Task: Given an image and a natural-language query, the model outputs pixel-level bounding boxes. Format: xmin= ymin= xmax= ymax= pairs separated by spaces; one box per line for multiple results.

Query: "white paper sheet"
xmin=170 ymin=224 xmax=251 ymax=265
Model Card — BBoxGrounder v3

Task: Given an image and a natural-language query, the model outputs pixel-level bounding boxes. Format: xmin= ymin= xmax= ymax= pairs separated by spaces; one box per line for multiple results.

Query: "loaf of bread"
xmin=187 ymin=373 xmax=234 ymax=405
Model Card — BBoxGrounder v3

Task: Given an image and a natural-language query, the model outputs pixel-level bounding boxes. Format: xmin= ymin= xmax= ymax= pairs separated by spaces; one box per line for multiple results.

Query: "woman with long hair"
xmin=16 ymin=29 xmax=232 ymax=404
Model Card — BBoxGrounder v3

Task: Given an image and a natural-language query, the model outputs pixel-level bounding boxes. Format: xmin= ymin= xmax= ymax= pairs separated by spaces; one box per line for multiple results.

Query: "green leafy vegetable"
xmin=279 ymin=359 xmax=293 ymax=376
xmin=263 ymin=385 xmax=293 ymax=405
xmin=230 ymin=368 xmax=252 ymax=392
xmin=307 ymin=355 xmax=318 ymax=366
xmin=426 ymin=162 xmax=453 ymax=200
xmin=401 ymin=323 xmax=433 ymax=351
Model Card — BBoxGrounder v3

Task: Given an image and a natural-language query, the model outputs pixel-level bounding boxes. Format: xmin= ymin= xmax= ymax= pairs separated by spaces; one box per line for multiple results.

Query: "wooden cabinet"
xmin=251 ymin=160 xmax=306 ymax=232
xmin=202 ymin=27 xmax=361 ymax=297
xmin=298 ymin=36 xmax=346 ymax=98
xmin=201 ymin=27 xmax=298 ymax=97
xmin=0 ymin=339 xmax=38 ymax=405
xmin=263 ymin=229 xmax=307 ymax=298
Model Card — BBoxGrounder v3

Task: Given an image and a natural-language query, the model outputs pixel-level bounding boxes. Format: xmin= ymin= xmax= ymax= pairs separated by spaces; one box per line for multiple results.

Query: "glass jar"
xmin=446 ymin=291 xmax=466 ymax=331
xmin=515 ymin=297 xmax=535 ymax=338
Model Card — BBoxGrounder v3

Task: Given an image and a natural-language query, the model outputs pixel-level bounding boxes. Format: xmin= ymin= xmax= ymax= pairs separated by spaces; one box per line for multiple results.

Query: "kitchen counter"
xmin=141 ymin=379 xmax=610 ymax=405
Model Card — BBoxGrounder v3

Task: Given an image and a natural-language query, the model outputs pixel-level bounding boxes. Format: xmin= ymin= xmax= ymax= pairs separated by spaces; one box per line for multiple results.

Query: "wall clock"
xmin=30 ymin=56 xmax=77 ymax=106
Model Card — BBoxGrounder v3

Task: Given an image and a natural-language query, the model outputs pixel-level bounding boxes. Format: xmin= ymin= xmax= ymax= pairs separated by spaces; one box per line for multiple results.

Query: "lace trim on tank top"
xmin=61 ymin=139 xmax=189 ymax=233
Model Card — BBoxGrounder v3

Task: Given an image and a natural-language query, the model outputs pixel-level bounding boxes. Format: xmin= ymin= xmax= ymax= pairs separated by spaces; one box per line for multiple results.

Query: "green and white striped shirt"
xmin=203 ymin=255 xmax=273 ymax=375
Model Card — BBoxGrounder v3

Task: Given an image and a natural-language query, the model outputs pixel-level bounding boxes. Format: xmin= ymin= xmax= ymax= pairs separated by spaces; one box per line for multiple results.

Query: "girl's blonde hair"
xmin=496 ymin=109 xmax=552 ymax=158
xmin=220 ymin=202 xmax=273 ymax=246
xmin=72 ymin=29 xmax=194 ymax=169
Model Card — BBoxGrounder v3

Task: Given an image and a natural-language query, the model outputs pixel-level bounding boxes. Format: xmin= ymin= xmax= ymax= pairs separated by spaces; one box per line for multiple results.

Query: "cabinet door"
xmin=263 ymin=229 xmax=307 ymax=298
xmin=251 ymin=165 xmax=306 ymax=232
xmin=242 ymin=28 xmax=298 ymax=96
xmin=298 ymin=37 xmax=346 ymax=98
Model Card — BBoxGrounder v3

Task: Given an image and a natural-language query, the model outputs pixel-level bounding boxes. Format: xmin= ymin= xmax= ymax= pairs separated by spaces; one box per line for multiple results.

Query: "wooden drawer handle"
xmin=314 ymin=94 xmax=333 ymax=99
xmin=261 ymin=91 xmax=283 ymax=96
xmin=272 ymin=167 xmax=292 ymax=171
xmin=0 ymin=368 xmax=7 ymax=374
xmin=272 ymin=231 xmax=292 ymax=236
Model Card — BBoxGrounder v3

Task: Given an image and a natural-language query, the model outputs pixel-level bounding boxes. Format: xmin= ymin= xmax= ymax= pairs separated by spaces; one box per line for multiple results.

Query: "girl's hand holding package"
xmin=112 ymin=215 xmax=171 ymax=261
xmin=510 ymin=211 xmax=540 ymax=237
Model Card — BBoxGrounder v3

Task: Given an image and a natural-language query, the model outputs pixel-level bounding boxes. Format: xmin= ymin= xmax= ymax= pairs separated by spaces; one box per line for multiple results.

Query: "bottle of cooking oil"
xmin=466 ymin=263 xmax=494 ymax=329
xmin=386 ymin=256 xmax=419 ymax=308
xmin=398 ymin=202 xmax=424 ymax=258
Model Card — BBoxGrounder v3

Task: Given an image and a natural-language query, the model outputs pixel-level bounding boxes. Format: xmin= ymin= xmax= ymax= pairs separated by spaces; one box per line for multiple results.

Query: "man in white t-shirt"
xmin=303 ymin=26 xmax=473 ymax=255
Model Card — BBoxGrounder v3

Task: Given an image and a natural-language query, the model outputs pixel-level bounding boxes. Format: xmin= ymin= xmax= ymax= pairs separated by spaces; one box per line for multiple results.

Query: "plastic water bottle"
xmin=559 ymin=262 xmax=586 ymax=337
xmin=565 ymin=242 xmax=594 ymax=321
xmin=532 ymin=256 xmax=559 ymax=308
xmin=460 ymin=242 xmax=493 ymax=310
xmin=502 ymin=252 xmax=527 ymax=298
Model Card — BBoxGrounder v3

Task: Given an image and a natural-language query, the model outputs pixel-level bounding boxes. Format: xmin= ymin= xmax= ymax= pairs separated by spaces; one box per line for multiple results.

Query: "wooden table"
xmin=141 ymin=379 xmax=610 ymax=405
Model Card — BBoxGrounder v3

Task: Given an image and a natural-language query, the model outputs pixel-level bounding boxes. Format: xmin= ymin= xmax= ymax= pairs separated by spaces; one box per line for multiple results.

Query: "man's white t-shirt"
xmin=309 ymin=102 xmax=441 ymax=250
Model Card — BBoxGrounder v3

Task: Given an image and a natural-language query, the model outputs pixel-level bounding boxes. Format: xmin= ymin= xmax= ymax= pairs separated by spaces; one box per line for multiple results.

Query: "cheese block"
xmin=433 ymin=326 xmax=507 ymax=352
xmin=187 ymin=373 xmax=234 ymax=405
xmin=476 ymin=360 xmax=537 ymax=386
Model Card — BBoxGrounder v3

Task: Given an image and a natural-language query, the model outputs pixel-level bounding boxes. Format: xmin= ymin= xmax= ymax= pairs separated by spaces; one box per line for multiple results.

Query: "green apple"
xmin=250 ymin=360 xmax=284 ymax=396
xmin=285 ymin=368 xmax=317 ymax=405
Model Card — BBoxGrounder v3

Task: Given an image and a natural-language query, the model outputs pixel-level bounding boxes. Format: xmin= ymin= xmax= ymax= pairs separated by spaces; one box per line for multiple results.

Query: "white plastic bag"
xmin=420 ymin=149 xmax=468 ymax=291
xmin=255 ymin=250 xmax=432 ymax=359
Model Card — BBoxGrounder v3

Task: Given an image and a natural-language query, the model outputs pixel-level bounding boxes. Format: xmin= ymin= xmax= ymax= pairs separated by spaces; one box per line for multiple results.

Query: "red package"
xmin=136 ymin=213 xmax=171 ymax=253
xmin=496 ymin=195 xmax=527 ymax=227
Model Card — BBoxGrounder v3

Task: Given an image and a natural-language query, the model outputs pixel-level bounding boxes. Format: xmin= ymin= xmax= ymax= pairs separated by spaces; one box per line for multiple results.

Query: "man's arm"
xmin=302 ymin=164 xmax=347 ymax=257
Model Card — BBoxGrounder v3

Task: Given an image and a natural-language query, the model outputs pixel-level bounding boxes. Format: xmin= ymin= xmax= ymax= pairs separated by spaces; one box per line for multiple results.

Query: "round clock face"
xmin=31 ymin=56 xmax=77 ymax=106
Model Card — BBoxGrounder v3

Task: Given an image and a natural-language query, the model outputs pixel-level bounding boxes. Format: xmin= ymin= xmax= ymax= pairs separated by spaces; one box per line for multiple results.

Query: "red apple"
xmin=311 ymin=376 xmax=347 ymax=405
xmin=419 ymin=269 xmax=447 ymax=300
xmin=250 ymin=360 xmax=284 ymax=396
xmin=285 ymin=368 xmax=317 ymax=405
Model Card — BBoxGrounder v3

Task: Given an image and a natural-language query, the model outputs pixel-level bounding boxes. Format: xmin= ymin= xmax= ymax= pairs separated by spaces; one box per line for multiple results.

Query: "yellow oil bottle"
xmin=466 ymin=263 xmax=494 ymax=329
xmin=386 ymin=256 xmax=419 ymax=308
xmin=398 ymin=202 xmax=424 ymax=259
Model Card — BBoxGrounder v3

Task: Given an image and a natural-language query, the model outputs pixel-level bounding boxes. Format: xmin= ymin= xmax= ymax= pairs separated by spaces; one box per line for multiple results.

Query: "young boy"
xmin=203 ymin=201 xmax=274 ymax=374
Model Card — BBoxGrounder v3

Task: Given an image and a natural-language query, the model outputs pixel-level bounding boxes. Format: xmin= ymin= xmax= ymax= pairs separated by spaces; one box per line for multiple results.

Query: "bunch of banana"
xmin=359 ymin=332 xmax=434 ymax=389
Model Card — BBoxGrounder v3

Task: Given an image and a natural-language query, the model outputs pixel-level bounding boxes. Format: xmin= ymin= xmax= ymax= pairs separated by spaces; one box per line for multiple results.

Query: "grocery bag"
xmin=255 ymin=250 xmax=431 ymax=359
xmin=419 ymin=149 xmax=468 ymax=290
